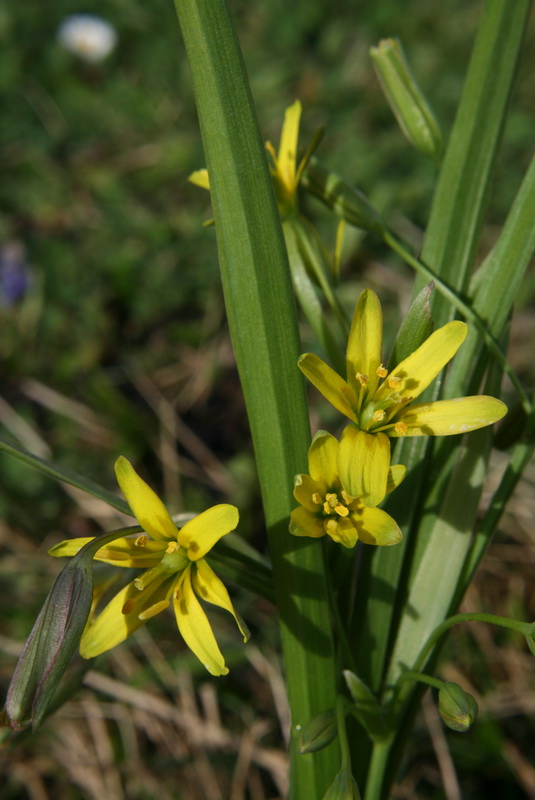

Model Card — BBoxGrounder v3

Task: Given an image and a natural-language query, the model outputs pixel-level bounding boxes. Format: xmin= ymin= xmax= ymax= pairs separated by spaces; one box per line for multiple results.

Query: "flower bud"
xmin=299 ymin=708 xmax=338 ymax=754
xmin=323 ymin=769 xmax=362 ymax=800
xmin=438 ymin=681 xmax=478 ymax=732
xmin=4 ymin=529 xmax=131 ymax=730
xmin=343 ymin=670 xmax=388 ymax=741
xmin=370 ymin=39 xmax=443 ymax=159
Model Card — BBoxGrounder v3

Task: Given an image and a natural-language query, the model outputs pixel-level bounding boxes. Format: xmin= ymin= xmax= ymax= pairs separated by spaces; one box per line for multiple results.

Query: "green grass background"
xmin=1 ymin=1 xmax=534 ymax=798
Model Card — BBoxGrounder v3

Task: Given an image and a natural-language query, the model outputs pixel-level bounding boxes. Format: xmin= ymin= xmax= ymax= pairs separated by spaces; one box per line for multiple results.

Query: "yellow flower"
xmin=290 ymin=428 xmax=405 ymax=548
xmin=191 ymin=100 xmax=308 ymax=217
xmin=265 ymin=99 xmax=307 ymax=213
xmin=49 ymin=457 xmax=247 ymax=676
xmin=298 ymin=289 xmax=507 ymax=437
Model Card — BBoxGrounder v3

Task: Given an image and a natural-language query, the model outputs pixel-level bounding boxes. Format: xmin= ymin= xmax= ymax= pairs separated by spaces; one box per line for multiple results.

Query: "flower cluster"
xmin=291 ymin=288 xmax=507 ymax=548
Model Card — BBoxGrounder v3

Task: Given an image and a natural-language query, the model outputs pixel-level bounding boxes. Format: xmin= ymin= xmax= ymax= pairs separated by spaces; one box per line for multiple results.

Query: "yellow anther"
xmin=334 ymin=503 xmax=349 ymax=518
xmin=312 ymin=492 xmax=322 ymax=505
xmin=122 ymin=598 xmax=136 ymax=615
xmin=166 ymin=541 xmax=179 ymax=554
xmin=388 ymin=376 xmax=402 ymax=389
xmin=341 ymin=489 xmax=354 ymax=505
xmin=325 ymin=519 xmax=338 ymax=535
xmin=376 ymin=364 xmax=388 ymax=378
xmin=356 ymin=372 xmax=369 ymax=386
xmin=325 ymin=492 xmax=339 ymax=508
xmin=394 ymin=421 xmax=408 ymax=435
xmin=373 ymin=409 xmax=386 ymax=422
xmin=135 ymin=535 xmax=148 ymax=547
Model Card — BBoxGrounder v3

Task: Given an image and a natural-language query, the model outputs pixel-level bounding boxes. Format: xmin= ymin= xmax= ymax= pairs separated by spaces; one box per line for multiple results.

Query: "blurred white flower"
xmin=57 ymin=14 xmax=117 ymax=63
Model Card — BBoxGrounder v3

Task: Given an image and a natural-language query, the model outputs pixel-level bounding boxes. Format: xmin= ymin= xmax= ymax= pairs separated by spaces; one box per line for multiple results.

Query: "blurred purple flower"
xmin=0 ymin=243 xmax=30 ymax=305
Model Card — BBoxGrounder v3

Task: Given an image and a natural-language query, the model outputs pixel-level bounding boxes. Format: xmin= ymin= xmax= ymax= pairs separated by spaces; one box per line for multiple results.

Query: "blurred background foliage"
xmin=0 ymin=1 xmax=534 ymax=798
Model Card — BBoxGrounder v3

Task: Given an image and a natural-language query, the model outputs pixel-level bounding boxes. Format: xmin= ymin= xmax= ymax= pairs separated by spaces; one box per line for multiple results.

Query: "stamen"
xmin=312 ymin=492 xmax=322 ymax=505
xmin=135 ymin=535 xmax=148 ymax=547
xmin=122 ymin=598 xmax=136 ymax=615
xmin=356 ymin=372 xmax=369 ymax=386
xmin=325 ymin=519 xmax=338 ymax=535
xmin=334 ymin=503 xmax=349 ymax=518
xmin=138 ymin=600 xmax=170 ymax=620
xmin=324 ymin=492 xmax=339 ymax=509
xmin=394 ymin=421 xmax=408 ymax=435
xmin=373 ymin=409 xmax=386 ymax=422
xmin=341 ymin=489 xmax=354 ymax=505
xmin=376 ymin=364 xmax=388 ymax=378
xmin=388 ymin=376 xmax=402 ymax=389
xmin=166 ymin=541 xmax=179 ymax=554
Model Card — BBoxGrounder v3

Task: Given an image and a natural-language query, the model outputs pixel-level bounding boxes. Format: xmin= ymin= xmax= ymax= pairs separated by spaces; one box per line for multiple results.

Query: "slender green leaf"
xmin=172 ymin=1 xmax=338 ymax=794
xmin=415 ymin=0 xmax=532 ymax=328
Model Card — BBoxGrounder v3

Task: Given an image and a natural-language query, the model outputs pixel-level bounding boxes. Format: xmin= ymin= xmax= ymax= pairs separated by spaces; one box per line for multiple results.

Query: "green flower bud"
xmin=323 ymin=769 xmax=362 ymax=800
xmin=4 ymin=529 xmax=130 ymax=730
xmin=343 ymin=670 xmax=388 ymax=741
xmin=370 ymin=38 xmax=443 ymax=158
xmin=299 ymin=708 xmax=338 ymax=754
xmin=438 ymin=681 xmax=478 ymax=732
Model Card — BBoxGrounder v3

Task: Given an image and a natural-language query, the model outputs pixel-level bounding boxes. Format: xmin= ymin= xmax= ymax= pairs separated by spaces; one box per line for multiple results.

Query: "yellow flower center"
xmin=354 ymin=363 xmax=414 ymax=434
xmin=133 ymin=545 xmax=189 ymax=593
xmin=311 ymin=488 xmax=355 ymax=536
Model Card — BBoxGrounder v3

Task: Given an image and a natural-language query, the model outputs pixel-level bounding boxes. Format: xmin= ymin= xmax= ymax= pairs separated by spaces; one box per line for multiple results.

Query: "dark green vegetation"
xmin=1 ymin=1 xmax=534 ymax=797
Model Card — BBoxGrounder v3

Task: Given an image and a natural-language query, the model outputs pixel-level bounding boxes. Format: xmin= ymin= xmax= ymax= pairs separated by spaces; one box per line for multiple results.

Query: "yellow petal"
xmin=114 ymin=456 xmax=177 ymax=541
xmin=346 ymin=289 xmax=383 ymax=398
xmin=386 ymin=464 xmax=407 ymax=493
xmin=188 ymin=168 xmax=210 ymax=190
xmin=80 ymin=574 xmax=176 ymax=658
xmin=391 ymin=396 xmax=507 ymax=436
xmin=48 ymin=535 xmax=167 ymax=567
xmin=324 ymin=516 xmax=359 ymax=548
xmin=307 ymin=430 xmax=340 ymax=486
xmin=49 ymin=537 xmax=95 ymax=557
xmin=338 ymin=426 xmax=390 ymax=507
xmin=193 ymin=560 xmax=249 ymax=642
xmin=298 ymin=353 xmax=358 ymax=422
xmin=376 ymin=320 xmax=468 ymax=402
xmin=293 ymin=473 xmax=324 ymax=511
xmin=278 ymin=100 xmax=302 ymax=191
xmin=178 ymin=504 xmax=239 ymax=561
xmin=173 ymin=569 xmax=228 ymax=676
xmin=289 ymin=506 xmax=325 ymax=539
xmin=353 ymin=506 xmax=402 ymax=546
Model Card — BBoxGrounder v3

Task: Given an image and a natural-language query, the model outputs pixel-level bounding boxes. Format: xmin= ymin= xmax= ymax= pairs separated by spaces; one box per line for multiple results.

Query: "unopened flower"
xmin=265 ymin=100 xmax=309 ymax=214
xmin=438 ymin=681 xmax=478 ymax=732
xmin=370 ymin=38 xmax=443 ymax=158
xmin=50 ymin=457 xmax=247 ymax=676
xmin=299 ymin=288 xmax=507 ymax=437
xmin=58 ymin=15 xmax=117 ymax=63
xmin=290 ymin=428 xmax=404 ymax=548
xmin=323 ymin=769 xmax=361 ymax=800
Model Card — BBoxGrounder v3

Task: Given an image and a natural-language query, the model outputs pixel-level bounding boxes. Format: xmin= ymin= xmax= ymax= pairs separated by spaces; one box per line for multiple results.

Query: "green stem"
xmin=399 ymin=671 xmax=443 ymax=692
xmin=336 ymin=694 xmax=352 ymax=772
xmin=391 ymin=612 xmax=532 ymax=718
xmin=363 ymin=739 xmax=392 ymax=800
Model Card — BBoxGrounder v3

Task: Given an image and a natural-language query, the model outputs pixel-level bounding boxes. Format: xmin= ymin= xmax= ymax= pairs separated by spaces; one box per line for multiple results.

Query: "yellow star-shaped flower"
xmin=50 ymin=457 xmax=247 ymax=676
xmin=290 ymin=428 xmax=405 ymax=549
xmin=298 ymin=289 xmax=507 ymax=437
